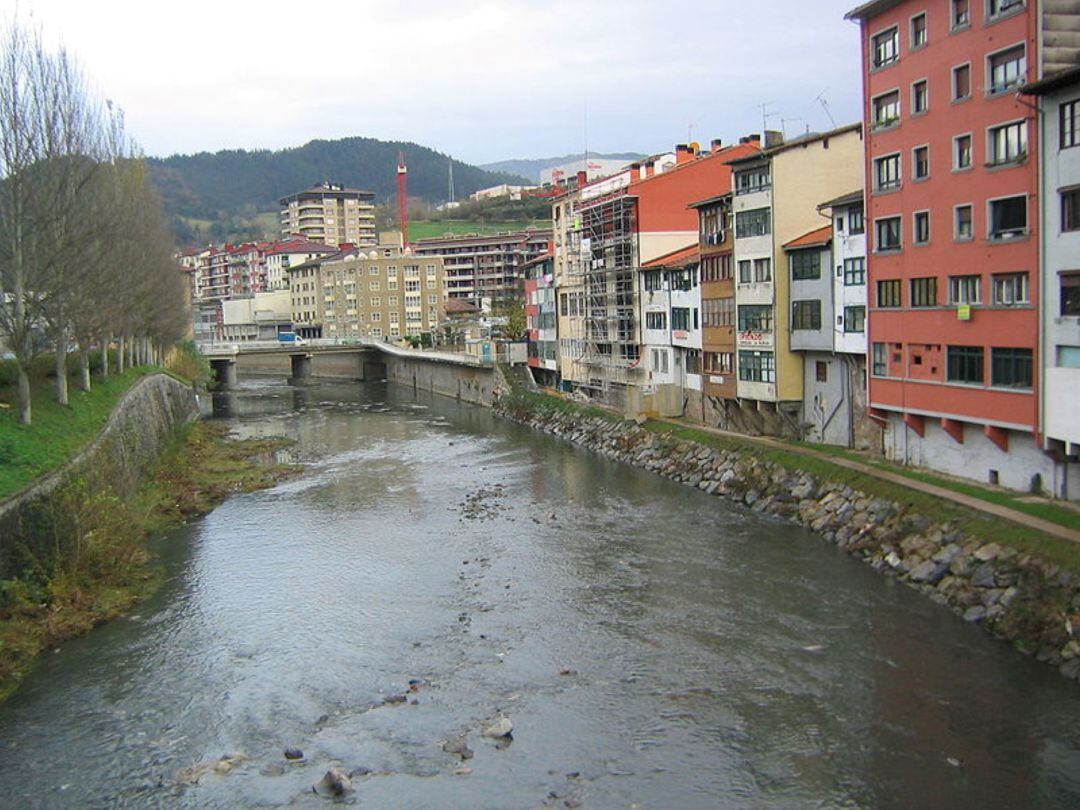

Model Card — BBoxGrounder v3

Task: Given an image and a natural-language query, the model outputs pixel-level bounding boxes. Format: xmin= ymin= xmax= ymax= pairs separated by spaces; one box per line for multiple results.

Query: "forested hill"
xmin=148 ymin=136 xmax=529 ymax=225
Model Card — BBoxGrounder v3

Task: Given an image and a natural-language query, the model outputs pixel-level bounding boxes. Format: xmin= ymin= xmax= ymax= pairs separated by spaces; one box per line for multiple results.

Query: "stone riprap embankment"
xmin=494 ymin=398 xmax=1080 ymax=684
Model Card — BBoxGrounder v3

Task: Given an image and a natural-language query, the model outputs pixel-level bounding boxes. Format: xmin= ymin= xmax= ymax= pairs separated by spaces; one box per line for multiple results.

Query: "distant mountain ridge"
xmin=148 ymin=137 xmax=530 ymax=240
xmin=479 ymin=152 xmax=645 ymax=183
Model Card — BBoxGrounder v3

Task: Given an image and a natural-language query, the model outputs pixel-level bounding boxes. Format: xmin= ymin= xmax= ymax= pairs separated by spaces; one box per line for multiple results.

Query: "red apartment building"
xmin=847 ymin=0 xmax=1052 ymax=492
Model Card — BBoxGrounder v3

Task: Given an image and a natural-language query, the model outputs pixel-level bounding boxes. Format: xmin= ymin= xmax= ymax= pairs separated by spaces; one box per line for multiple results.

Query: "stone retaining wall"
xmin=0 ymin=374 xmax=199 ymax=580
xmin=494 ymin=398 xmax=1080 ymax=684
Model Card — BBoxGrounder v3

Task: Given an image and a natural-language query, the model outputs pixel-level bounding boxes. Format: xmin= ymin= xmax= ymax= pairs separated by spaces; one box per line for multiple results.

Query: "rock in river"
xmin=314 ymin=767 xmax=354 ymax=797
xmin=483 ymin=716 xmax=514 ymax=739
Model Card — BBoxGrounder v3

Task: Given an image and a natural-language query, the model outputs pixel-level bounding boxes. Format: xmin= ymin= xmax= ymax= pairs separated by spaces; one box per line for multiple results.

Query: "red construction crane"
xmin=397 ymin=151 xmax=408 ymax=247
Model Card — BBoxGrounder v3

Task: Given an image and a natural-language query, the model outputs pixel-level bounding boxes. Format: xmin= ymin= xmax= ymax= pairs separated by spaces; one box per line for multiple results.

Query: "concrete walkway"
xmin=655 ymin=417 xmax=1080 ymax=545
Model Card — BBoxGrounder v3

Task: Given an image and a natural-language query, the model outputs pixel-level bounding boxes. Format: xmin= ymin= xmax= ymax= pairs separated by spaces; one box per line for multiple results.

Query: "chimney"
xmin=711 ymin=138 xmax=723 ymax=152
xmin=764 ymin=129 xmax=784 ymax=148
xmin=576 ymin=170 xmax=588 ymax=185
xmin=675 ymin=143 xmax=694 ymax=165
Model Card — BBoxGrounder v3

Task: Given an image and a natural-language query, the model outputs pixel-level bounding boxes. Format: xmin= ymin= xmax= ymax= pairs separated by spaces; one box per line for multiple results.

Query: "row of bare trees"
xmin=0 ymin=21 xmax=188 ymax=425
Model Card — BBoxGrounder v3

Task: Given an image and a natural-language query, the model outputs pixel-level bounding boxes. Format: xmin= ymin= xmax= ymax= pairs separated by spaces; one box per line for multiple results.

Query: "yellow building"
xmin=727 ymin=125 xmax=864 ymax=434
xmin=288 ymin=244 xmax=445 ymax=340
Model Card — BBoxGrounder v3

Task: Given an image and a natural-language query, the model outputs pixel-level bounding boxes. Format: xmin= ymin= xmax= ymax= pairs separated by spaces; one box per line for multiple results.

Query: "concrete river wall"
xmin=0 ymin=374 xmax=199 ymax=580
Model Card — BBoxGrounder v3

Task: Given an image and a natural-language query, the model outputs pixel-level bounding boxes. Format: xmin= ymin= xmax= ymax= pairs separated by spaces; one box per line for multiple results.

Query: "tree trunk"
xmin=117 ymin=335 xmax=125 ymax=374
xmin=79 ymin=349 xmax=91 ymax=391
xmin=100 ymin=338 xmax=109 ymax=378
xmin=17 ymin=364 xmax=31 ymax=425
xmin=54 ymin=331 xmax=69 ymax=406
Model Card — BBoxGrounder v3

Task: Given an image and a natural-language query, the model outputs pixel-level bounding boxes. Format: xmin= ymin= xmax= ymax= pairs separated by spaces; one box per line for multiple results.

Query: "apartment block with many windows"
xmin=690 ymin=194 xmax=738 ymax=406
xmin=846 ymin=0 xmax=1059 ymax=493
xmin=279 ymin=181 xmax=377 ymax=247
xmin=412 ymin=230 xmax=551 ymax=306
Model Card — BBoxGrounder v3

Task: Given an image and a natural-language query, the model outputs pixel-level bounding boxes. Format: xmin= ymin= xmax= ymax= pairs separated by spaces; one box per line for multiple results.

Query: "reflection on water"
xmin=1 ymin=377 xmax=1078 ymax=809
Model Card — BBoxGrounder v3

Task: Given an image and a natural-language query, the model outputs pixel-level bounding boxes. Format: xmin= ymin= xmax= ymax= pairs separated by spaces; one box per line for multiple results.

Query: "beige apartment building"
xmin=288 ymin=244 xmax=445 ymax=340
xmin=279 ymin=181 xmax=377 ymax=247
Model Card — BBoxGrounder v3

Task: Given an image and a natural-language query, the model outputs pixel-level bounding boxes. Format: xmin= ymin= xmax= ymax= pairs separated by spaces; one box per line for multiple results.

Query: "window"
xmin=738 ymin=260 xmax=752 ymax=283
xmin=914 ymin=145 xmax=930 ymax=179
xmin=737 ymin=304 xmax=773 ymax=332
xmin=872 ymin=342 xmax=888 ymax=376
xmin=738 ymin=350 xmax=775 ymax=383
xmin=1062 ymin=273 xmax=1080 ymax=315
xmin=991 ymin=347 xmax=1032 ymax=389
xmin=911 ymin=13 xmax=927 ymax=48
xmin=704 ymin=351 xmax=734 ymax=374
xmin=1063 ymin=99 xmax=1079 ymax=148
xmin=956 ymin=205 xmax=974 ymax=240
xmin=989 ymin=121 xmax=1027 ymax=165
xmin=876 ymin=216 xmax=902 ymax=251
xmin=949 ymin=274 xmax=981 ymax=304
xmin=370 ymin=296 xmax=381 ymax=307
xmin=792 ymin=300 xmax=822 ymax=330
xmin=914 ymin=211 xmax=931 ymax=244
xmin=651 ymin=349 xmax=669 ymax=374
xmin=844 ymin=257 xmax=866 ymax=285
xmin=702 ymin=254 xmax=734 ymax=281
xmin=702 ymin=297 xmax=734 ymax=327
xmin=952 ymin=0 xmax=970 ymax=28
xmin=912 ymin=80 xmax=928 ymax=114
xmin=643 ymin=270 xmax=664 ymax=291
xmin=849 ymin=207 xmax=865 ymax=234
xmin=844 ymin=305 xmax=866 ymax=333
xmin=993 ymin=272 xmax=1029 ymax=305
xmin=877 ymin=279 xmax=902 ymax=307
xmin=872 ymin=27 xmax=899 ymax=69
xmin=645 ymin=311 xmax=667 ymax=330
xmin=369 ymin=281 xmax=380 ymax=291
xmin=369 ymin=266 xmax=380 ymax=276
xmin=872 ymin=90 xmax=900 ymax=128
xmin=1063 ymin=188 xmax=1080 ymax=231
xmin=988 ymin=0 xmax=1025 ymax=21
xmin=989 ymin=195 xmax=1027 ymax=239
xmin=955 ymin=134 xmax=972 ymax=169
xmin=953 ymin=64 xmax=971 ymax=101
xmin=875 ymin=153 xmax=901 ymax=191
xmin=948 ymin=345 xmax=984 ymax=383
xmin=754 ymin=258 xmax=772 ymax=282
xmin=790 ymin=250 xmax=821 ymax=280
xmin=911 ymin=277 xmax=938 ymax=307
xmin=735 ymin=167 xmax=770 ymax=194
xmin=736 ymin=208 xmax=771 ymax=237
xmin=671 ymin=307 xmax=691 ymax=331
xmin=989 ymin=46 xmax=1026 ymax=95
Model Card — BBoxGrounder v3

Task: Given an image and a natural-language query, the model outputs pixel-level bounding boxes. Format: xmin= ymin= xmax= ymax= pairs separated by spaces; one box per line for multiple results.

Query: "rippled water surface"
xmin=1 ymin=378 xmax=1079 ymax=809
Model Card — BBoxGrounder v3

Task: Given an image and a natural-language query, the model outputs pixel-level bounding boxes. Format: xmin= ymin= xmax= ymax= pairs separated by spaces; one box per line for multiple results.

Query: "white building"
xmin=1023 ymin=67 xmax=1080 ymax=497
xmin=265 ymin=239 xmax=337 ymax=291
xmin=540 ymin=156 xmax=636 ymax=187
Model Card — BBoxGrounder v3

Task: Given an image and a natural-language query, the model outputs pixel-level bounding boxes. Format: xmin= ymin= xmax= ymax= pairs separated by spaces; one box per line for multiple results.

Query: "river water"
xmin=1 ymin=378 xmax=1078 ymax=809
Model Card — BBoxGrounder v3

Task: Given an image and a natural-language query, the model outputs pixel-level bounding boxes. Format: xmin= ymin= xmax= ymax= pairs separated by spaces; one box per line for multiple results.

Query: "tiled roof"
xmin=642 ymin=244 xmax=698 ymax=268
xmin=783 ymin=225 xmax=833 ymax=250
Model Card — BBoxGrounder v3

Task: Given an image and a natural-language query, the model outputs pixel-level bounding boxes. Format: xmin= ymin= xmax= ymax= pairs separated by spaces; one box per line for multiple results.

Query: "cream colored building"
xmin=279 ymin=181 xmax=377 ymax=247
xmin=289 ymin=244 xmax=445 ymax=340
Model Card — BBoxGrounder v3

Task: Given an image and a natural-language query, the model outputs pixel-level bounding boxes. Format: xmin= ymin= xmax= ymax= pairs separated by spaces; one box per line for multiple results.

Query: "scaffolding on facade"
xmin=567 ymin=192 xmax=641 ymax=388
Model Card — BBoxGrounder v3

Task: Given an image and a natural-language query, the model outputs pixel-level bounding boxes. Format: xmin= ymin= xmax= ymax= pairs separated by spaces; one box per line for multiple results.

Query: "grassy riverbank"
xmin=0 ymin=367 xmax=158 ymax=499
xmin=0 ymin=422 xmax=298 ymax=702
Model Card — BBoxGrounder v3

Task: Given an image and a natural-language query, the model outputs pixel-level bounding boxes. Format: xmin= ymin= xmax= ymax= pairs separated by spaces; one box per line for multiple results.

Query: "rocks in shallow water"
xmin=381 ymin=694 xmax=408 ymax=705
xmin=963 ymin=605 xmax=987 ymax=623
xmin=314 ymin=767 xmax=354 ymax=797
xmin=284 ymin=747 xmax=304 ymax=760
xmin=260 ymin=763 xmax=286 ymax=777
xmin=442 ymin=737 xmax=474 ymax=760
xmin=483 ymin=716 xmax=513 ymax=739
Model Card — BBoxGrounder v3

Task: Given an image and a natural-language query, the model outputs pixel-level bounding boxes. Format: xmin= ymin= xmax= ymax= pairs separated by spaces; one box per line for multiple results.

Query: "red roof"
xmin=783 ymin=225 xmax=833 ymax=250
xmin=642 ymin=243 xmax=698 ymax=269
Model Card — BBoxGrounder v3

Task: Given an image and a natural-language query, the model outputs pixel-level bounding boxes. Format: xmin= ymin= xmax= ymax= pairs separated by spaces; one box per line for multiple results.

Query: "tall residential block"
xmin=846 ymin=0 xmax=1079 ymax=493
xmin=726 ymin=125 xmax=864 ymax=438
xmin=279 ymin=181 xmax=377 ymax=247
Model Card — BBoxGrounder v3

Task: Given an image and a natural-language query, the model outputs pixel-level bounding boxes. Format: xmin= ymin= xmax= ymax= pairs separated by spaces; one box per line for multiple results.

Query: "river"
xmin=0 ymin=378 xmax=1078 ymax=809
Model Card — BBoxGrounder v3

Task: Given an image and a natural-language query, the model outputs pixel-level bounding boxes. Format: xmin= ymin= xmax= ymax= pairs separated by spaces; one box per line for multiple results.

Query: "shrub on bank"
xmin=166 ymin=341 xmax=212 ymax=388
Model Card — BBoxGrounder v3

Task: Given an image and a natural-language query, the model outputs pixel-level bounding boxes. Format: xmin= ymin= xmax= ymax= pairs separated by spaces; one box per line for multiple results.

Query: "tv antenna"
xmin=781 ymin=117 xmax=802 ymax=138
xmin=815 ymin=89 xmax=838 ymax=129
xmin=756 ymin=102 xmax=778 ymax=136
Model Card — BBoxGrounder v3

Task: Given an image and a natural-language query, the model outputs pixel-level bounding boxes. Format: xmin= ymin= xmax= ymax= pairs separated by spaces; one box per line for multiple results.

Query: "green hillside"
xmin=149 ymin=137 xmax=529 ymax=246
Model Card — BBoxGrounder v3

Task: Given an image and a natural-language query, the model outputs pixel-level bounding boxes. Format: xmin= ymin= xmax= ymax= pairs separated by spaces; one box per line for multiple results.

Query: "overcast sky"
xmin=17 ymin=0 xmax=865 ymax=165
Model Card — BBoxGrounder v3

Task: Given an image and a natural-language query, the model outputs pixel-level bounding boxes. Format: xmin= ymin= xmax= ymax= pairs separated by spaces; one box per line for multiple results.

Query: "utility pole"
xmin=397 ymin=151 xmax=408 ymax=248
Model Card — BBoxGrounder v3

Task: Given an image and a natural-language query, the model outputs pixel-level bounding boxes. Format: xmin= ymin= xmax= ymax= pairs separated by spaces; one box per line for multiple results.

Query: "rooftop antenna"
xmin=583 ymin=97 xmax=589 ymax=174
xmin=688 ymin=122 xmax=695 ymax=143
xmin=397 ymin=151 xmax=408 ymax=248
xmin=756 ymin=101 xmax=778 ymax=136
xmin=815 ymin=89 xmax=838 ymax=129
